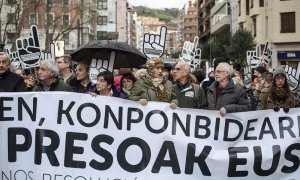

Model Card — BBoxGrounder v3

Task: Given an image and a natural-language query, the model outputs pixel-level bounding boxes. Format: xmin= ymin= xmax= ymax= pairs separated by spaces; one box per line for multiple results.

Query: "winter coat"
xmin=258 ymin=87 xmax=294 ymax=110
xmin=32 ymin=78 xmax=74 ymax=92
xmin=94 ymin=85 xmax=127 ymax=99
xmin=247 ymin=89 xmax=260 ymax=111
xmin=171 ymin=81 xmax=207 ymax=109
xmin=0 ymin=70 xmax=26 ymax=92
xmin=128 ymin=75 xmax=173 ymax=102
xmin=207 ymin=78 xmax=250 ymax=113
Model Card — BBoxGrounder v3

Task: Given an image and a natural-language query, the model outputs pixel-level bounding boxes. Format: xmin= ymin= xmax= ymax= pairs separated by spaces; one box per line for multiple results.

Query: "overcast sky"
xmin=127 ymin=0 xmax=192 ymax=9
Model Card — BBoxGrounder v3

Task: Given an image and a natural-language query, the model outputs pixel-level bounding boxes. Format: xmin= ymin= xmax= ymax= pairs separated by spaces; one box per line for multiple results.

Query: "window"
xmin=259 ymin=0 xmax=264 ymax=7
xmin=29 ymin=13 xmax=37 ymax=25
xmin=6 ymin=33 xmax=17 ymax=43
xmin=252 ymin=17 xmax=256 ymax=37
xmin=46 ymin=13 xmax=54 ymax=26
xmin=63 ymin=14 xmax=69 ymax=27
xmin=97 ymin=31 xmax=108 ymax=40
xmin=62 ymin=0 xmax=69 ymax=6
xmin=97 ymin=16 xmax=107 ymax=25
xmin=238 ymin=1 xmax=241 ymax=16
xmin=62 ymin=33 xmax=69 ymax=44
xmin=281 ymin=12 xmax=295 ymax=33
xmin=97 ymin=0 xmax=107 ymax=10
xmin=7 ymin=13 xmax=15 ymax=24
xmin=246 ymin=0 xmax=249 ymax=15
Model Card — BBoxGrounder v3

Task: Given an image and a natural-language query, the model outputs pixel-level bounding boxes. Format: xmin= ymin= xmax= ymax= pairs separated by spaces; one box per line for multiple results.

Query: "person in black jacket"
xmin=0 ymin=52 xmax=26 ymax=92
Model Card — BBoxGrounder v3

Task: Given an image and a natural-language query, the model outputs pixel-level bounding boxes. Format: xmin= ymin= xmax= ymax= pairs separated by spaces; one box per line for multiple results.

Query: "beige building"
xmin=237 ymin=0 xmax=300 ymax=67
xmin=183 ymin=0 xmax=198 ymax=42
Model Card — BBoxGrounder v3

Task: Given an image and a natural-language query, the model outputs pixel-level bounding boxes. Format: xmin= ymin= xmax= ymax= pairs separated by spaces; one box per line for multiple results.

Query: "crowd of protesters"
xmin=1 ymin=51 xmax=299 ymax=116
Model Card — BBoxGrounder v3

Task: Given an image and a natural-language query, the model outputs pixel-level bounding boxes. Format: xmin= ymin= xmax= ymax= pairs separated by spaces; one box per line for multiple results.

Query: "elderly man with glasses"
xmin=207 ymin=62 xmax=250 ymax=116
xmin=170 ymin=61 xmax=206 ymax=109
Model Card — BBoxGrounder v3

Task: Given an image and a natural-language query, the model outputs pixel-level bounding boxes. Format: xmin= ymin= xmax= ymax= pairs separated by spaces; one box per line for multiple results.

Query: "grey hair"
xmin=218 ymin=62 xmax=233 ymax=76
xmin=0 ymin=52 xmax=11 ymax=62
xmin=40 ymin=60 xmax=60 ymax=77
xmin=182 ymin=61 xmax=191 ymax=73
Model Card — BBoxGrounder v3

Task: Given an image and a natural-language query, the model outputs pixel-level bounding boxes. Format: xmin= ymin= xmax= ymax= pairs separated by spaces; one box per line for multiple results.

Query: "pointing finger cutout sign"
xmin=143 ymin=26 xmax=167 ymax=58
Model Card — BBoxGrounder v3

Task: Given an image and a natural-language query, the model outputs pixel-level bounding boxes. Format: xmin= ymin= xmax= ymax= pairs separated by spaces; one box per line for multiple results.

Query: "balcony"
xmin=211 ymin=14 xmax=230 ymax=35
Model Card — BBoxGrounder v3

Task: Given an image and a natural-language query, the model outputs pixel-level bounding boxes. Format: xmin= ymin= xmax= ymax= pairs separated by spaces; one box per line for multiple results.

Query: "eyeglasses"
xmin=174 ymin=67 xmax=185 ymax=72
xmin=214 ymin=70 xmax=227 ymax=74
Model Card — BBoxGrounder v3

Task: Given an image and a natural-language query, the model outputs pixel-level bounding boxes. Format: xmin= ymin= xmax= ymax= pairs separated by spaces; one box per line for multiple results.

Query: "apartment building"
xmin=210 ymin=0 xmax=231 ymax=38
xmin=198 ymin=0 xmax=215 ymax=44
xmin=183 ymin=0 xmax=198 ymax=42
xmin=1 ymin=0 xmax=97 ymax=53
xmin=236 ymin=0 xmax=300 ymax=67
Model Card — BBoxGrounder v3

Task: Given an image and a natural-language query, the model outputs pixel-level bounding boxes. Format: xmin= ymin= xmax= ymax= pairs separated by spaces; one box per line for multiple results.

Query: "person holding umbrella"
xmin=129 ymin=57 xmax=173 ymax=105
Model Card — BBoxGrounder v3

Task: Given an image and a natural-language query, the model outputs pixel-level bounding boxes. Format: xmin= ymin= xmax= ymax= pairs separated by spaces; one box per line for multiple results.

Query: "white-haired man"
xmin=207 ymin=62 xmax=250 ymax=116
xmin=32 ymin=60 xmax=74 ymax=92
xmin=170 ymin=61 xmax=206 ymax=109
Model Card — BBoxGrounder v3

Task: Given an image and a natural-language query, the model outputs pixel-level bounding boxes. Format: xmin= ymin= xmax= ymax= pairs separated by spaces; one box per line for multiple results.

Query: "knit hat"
xmin=273 ymin=67 xmax=286 ymax=78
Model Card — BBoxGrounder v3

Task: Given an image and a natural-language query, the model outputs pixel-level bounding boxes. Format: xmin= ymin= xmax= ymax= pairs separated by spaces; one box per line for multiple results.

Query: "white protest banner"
xmin=1 ymin=92 xmax=300 ymax=180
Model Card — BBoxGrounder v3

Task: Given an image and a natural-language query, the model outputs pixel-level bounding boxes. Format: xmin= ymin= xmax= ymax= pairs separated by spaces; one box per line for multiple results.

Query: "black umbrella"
xmin=71 ymin=40 xmax=146 ymax=68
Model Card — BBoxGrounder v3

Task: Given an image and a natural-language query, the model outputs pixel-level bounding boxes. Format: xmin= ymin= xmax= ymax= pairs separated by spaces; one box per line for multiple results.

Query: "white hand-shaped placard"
xmin=244 ymin=65 xmax=252 ymax=89
xmin=247 ymin=45 xmax=261 ymax=69
xmin=41 ymin=43 xmax=55 ymax=61
xmin=89 ymin=51 xmax=115 ymax=84
xmin=190 ymin=48 xmax=201 ymax=71
xmin=16 ymin=25 xmax=42 ymax=68
xmin=285 ymin=63 xmax=300 ymax=91
xmin=143 ymin=26 xmax=167 ymax=58
xmin=181 ymin=36 xmax=199 ymax=61
xmin=262 ymin=42 xmax=272 ymax=65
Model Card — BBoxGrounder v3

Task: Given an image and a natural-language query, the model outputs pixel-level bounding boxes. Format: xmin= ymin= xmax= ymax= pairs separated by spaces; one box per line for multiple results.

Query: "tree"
xmin=0 ymin=0 xmax=30 ymax=50
xmin=27 ymin=0 xmax=96 ymax=50
xmin=229 ymin=29 xmax=256 ymax=64
xmin=0 ymin=0 xmax=96 ymax=51
xmin=210 ymin=31 xmax=231 ymax=60
xmin=200 ymin=31 xmax=231 ymax=62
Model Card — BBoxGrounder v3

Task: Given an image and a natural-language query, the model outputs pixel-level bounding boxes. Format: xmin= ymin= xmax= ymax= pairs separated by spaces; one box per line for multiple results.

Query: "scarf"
xmin=273 ymin=87 xmax=289 ymax=101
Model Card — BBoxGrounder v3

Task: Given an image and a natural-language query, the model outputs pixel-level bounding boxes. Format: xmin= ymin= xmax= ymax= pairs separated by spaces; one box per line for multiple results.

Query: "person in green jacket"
xmin=170 ymin=61 xmax=206 ymax=109
xmin=129 ymin=57 xmax=173 ymax=105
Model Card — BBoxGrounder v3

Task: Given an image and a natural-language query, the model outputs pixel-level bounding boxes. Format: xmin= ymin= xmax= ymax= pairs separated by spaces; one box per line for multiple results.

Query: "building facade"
xmin=235 ymin=0 xmax=300 ymax=67
xmin=183 ymin=1 xmax=198 ymax=42
xmin=0 ymin=0 xmax=137 ymax=54
xmin=1 ymin=0 xmax=97 ymax=53
xmin=198 ymin=0 xmax=215 ymax=45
